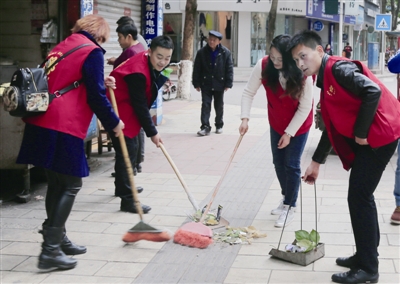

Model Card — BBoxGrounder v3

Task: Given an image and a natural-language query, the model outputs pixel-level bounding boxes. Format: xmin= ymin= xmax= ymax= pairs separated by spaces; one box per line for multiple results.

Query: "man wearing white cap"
xmin=193 ymin=30 xmax=234 ymax=136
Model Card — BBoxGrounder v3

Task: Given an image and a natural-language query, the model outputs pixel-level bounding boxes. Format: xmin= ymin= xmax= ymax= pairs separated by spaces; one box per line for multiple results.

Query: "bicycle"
xmin=162 ymin=62 xmax=180 ymax=101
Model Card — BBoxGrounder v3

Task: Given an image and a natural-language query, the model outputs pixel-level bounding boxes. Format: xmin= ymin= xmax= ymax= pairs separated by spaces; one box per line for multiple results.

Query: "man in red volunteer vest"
xmin=107 ymin=35 xmax=173 ymax=214
xmin=288 ymin=30 xmax=400 ymax=284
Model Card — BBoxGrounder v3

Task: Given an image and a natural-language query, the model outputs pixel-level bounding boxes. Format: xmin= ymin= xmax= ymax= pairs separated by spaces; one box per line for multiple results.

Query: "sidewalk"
xmin=1 ymin=79 xmax=400 ymax=283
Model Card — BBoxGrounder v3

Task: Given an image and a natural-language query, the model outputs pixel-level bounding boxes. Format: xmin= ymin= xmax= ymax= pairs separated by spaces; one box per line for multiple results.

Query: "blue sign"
xmin=375 ymin=14 xmax=392 ymax=31
xmin=306 ymin=0 xmax=356 ymax=25
xmin=80 ymin=0 xmax=93 ymax=17
xmin=143 ymin=0 xmax=164 ymax=46
xmin=313 ymin=20 xmax=324 ymax=31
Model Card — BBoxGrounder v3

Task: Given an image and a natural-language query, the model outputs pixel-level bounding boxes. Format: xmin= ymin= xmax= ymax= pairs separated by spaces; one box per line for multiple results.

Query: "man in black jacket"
xmin=193 ymin=30 xmax=234 ymax=136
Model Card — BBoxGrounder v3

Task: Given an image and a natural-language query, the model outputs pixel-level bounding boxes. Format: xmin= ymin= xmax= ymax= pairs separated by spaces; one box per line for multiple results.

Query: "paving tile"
xmin=1 ymin=242 xmax=41 ymax=256
xmin=0 ymin=241 xmax=11 ymax=249
xmin=232 ymin=255 xmax=313 ymax=271
xmin=75 ymin=245 xmax=157 ymax=262
xmin=0 ymin=217 xmax=42 ymax=230
xmin=0 ymin=271 xmax=50 ymax=283
xmin=41 ymin=274 xmax=133 ymax=283
xmin=1 ymin=228 xmax=42 ymax=243
xmin=13 ymin=257 xmax=107 ymax=276
xmin=268 ymin=270 xmax=333 ymax=283
xmin=1 ymin=255 xmax=29 ymax=270
xmin=387 ymin=233 xmax=400 ymax=246
xmin=379 ymin=245 xmax=400 ymax=259
xmin=94 ymin=261 xmax=146 ymax=278
xmin=224 ymin=268 xmax=271 ymax=283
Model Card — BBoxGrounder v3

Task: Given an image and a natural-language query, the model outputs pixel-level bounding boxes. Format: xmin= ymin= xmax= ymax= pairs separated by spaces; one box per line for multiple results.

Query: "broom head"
xmin=122 ymin=221 xmax=172 ymax=243
xmin=173 ymin=222 xmax=213 ymax=249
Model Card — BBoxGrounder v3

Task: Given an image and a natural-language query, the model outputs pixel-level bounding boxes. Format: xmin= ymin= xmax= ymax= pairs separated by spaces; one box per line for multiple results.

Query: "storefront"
xmin=163 ymin=0 xmax=307 ymax=67
xmin=306 ymin=0 xmax=356 ymax=57
xmin=94 ymin=0 xmax=142 ymax=75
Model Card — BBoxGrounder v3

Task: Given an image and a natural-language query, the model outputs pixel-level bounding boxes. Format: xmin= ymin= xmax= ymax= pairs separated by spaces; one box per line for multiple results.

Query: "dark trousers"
xmin=136 ymin=128 xmax=145 ymax=166
xmin=109 ymin=133 xmax=138 ymax=197
xmin=200 ymin=90 xmax=224 ymax=130
xmin=45 ymin=169 xmax=82 ymax=228
xmin=346 ymin=139 xmax=397 ymax=273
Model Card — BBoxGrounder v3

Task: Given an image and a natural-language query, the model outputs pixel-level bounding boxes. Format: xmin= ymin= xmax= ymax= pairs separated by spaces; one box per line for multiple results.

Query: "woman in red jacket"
xmin=16 ymin=15 xmax=124 ymax=271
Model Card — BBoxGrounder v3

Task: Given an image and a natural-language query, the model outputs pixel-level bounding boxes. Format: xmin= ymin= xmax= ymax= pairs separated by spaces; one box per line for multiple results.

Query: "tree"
xmin=176 ymin=0 xmax=197 ymax=99
xmin=265 ymin=0 xmax=278 ymax=54
xmin=389 ymin=0 xmax=399 ymax=30
xmin=382 ymin=0 xmax=399 ymax=50
xmin=381 ymin=0 xmax=399 ymax=30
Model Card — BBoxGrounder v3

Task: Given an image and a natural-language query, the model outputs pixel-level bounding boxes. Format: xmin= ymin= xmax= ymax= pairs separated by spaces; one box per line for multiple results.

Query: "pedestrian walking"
xmin=289 ymin=30 xmax=400 ymax=284
xmin=107 ymin=35 xmax=173 ymax=214
xmin=387 ymin=49 xmax=400 ymax=225
xmin=16 ymin=14 xmax=124 ymax=271
xmin=193 ymin=30 xmax=233 ymax=136
xmin=342 ymin=42 xmax=352 ymax=59
xmin=239 ymin=34 xmax=313 ymax=228
xmin=324 ymin=43 xmax=333 ymax=55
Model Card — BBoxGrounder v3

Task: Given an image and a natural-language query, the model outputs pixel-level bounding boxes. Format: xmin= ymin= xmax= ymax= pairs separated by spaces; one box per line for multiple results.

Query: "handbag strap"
xmin=44 ymin=43 xmax=94 ymax=99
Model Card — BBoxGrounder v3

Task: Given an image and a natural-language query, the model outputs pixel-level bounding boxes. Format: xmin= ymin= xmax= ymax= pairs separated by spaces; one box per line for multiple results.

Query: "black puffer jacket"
xmin=192 ymin=44 xmax=234 ymax=92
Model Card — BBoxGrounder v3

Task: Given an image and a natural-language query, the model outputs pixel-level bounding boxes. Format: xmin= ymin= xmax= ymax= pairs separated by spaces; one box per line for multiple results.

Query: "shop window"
xmin=163 ymin=14 xmax=182 ymax=63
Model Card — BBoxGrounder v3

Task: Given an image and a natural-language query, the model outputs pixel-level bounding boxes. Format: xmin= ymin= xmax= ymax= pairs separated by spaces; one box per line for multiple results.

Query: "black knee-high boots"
xmin=38 ymin=226 xmax=77 ymax=270
xmin=39 ymin=170 xmax=84 ymax=270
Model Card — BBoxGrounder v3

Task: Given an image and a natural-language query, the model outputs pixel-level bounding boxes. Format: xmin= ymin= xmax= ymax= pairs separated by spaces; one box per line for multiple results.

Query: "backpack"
xmin=2 ymin=43 xmax=91 ymax=117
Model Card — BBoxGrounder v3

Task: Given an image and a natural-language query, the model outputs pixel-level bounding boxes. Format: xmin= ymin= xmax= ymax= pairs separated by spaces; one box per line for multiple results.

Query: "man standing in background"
xmin=192 ymin=30 xmax=233 ymax=136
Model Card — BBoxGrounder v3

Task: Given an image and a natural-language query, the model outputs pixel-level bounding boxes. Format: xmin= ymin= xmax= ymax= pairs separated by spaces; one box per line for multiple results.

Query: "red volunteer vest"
xmin=261 ymin=56 xmax=313 ymax=136
xmin=24 ymin=33 xmax=97 ymax=139
xmin=322 ymin=56 xmax=400 ymax=170
xmin=108 ymin=51 xmax=152 ymax=138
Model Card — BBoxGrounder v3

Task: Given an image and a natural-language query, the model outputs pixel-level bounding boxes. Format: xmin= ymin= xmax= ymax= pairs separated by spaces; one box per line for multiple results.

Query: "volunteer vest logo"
xmin=45 ymin=54 xmax=61 ymax=76
xmin=327 ymin=85 xmax=335 ymax=96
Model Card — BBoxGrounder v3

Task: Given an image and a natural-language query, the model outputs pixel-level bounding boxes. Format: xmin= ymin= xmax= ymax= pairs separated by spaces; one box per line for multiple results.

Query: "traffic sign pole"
xmin=375 ymin=14 xmax=392 ymax=74
xmin=381 ymin=31 xmax=385 ymax=74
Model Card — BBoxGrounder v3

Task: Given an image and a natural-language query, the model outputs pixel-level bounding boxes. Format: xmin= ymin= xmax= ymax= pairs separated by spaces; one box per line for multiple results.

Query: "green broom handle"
xmin=108 ymin=87 xmax=144 ymax=220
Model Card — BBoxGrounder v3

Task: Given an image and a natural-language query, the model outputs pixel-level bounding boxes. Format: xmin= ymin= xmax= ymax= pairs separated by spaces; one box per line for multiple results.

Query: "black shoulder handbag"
xmin=3 ymin=43 xmax=92 ymax=117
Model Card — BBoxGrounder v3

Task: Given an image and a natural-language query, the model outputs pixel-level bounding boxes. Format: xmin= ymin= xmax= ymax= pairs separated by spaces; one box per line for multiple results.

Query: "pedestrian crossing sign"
xmin=375 ymin=14 xmax=392 ymax=31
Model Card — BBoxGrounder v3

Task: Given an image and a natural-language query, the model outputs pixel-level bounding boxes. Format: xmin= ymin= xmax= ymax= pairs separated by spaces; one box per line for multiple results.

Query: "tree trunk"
xmin=176 ymin=0 xmax=197 ymax=100
xmin=265 ymin=0 xmax=278 ymax=54
xmin=390 ymin=0 xmax=399 ymax=31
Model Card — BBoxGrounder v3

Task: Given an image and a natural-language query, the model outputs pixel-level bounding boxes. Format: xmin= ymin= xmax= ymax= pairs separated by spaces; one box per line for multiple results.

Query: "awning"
xmin=386 ymin=31 xmax=400 ymax=37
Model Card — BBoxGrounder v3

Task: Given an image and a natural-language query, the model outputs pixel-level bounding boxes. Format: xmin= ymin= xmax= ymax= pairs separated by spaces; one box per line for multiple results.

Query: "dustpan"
xmin=269 ymin=180 xmax=324 ymax=266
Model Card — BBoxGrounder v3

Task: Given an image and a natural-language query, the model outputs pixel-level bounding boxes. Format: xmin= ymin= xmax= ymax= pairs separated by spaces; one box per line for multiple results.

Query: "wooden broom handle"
xmin=159 ymin=143 xmax=200 ymax=211
xmin=200 ymin=135 xmax=244 ymax=223
xmin=108 ymin=87 xmax=144 ymax=220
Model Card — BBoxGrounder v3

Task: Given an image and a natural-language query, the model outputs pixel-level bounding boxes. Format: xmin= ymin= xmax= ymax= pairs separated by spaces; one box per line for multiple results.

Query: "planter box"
xmin=269 ymin=243 xmax=325 ymax=266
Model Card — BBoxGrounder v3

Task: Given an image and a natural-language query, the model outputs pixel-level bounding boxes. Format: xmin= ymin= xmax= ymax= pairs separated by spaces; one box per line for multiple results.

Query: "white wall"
xmin=237 ymin=11 xmax=251 ymax=67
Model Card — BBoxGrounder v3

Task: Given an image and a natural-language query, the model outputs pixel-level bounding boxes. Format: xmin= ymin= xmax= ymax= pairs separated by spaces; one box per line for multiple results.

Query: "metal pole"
xmin=338 ymin=0 xmax=343 ymax=56
xmin=380 ymin=31 xmax=385 ymax=74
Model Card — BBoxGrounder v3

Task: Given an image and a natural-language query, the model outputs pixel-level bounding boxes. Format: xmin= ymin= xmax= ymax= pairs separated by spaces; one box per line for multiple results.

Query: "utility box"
xmin=368 ymin=42 xmax=379 ymax=70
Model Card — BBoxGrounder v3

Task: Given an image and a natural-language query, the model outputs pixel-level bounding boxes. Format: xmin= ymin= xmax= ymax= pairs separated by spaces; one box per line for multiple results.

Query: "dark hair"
xmin=287 ymin=30 xmax=322 ymax=54
xmin=116 ymin=24 xmax=138 ymax=40
xmin=150 ymin=35 xmax=174 ymax=51
xmin=116 ymin=16 xmax=134 ymax=26
xmin=262 ymin=34 xmax=304 ymax=99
